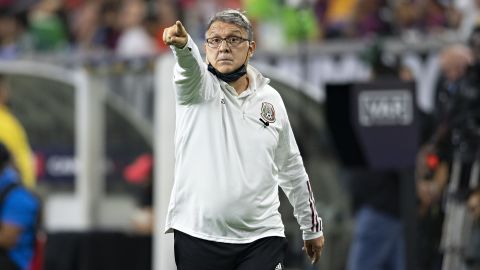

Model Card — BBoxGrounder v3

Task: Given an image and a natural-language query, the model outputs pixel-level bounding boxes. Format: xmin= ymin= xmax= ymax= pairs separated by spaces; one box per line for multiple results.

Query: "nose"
xmin=218 ymin=40 xmax=231 ymax=52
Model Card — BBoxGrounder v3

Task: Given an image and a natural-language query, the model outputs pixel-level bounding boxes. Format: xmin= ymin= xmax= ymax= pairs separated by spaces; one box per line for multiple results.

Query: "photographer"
xmin=463 ymin=25 xmax=480 ymax=270
xmin=425 ymin=26 xmax=480 ymax=270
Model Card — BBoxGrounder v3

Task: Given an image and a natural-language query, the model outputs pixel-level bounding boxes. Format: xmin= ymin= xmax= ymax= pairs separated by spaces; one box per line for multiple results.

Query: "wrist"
xmin=303 ymin=230 xmax=323 ymax=240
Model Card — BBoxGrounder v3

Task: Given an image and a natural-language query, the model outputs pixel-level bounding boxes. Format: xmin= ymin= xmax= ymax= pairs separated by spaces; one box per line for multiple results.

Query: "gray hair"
xmin=206 ymin=9 xmax=253 ymax=41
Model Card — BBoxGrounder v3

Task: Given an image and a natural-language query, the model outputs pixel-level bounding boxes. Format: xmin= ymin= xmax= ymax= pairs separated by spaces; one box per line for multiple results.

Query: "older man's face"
xmin=205 ymin=21 xmax=255 ymax=74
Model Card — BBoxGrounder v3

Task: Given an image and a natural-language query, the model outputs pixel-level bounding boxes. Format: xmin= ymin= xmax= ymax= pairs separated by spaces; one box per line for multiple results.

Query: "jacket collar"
xmin=247 ymin=65 xmax=270 ymax=92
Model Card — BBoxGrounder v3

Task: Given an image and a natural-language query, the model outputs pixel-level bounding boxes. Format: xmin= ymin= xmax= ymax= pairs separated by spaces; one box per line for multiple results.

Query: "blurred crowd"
xmin=2 ymin=1 xmax=480 ymax=270
xmin=0 ymin=0 xmax=479 ymax=60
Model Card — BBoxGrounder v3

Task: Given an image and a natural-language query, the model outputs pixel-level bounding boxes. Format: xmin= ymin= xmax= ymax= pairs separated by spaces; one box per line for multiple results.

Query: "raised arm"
xmin=163 ymin=21 xmax=215 ymax=105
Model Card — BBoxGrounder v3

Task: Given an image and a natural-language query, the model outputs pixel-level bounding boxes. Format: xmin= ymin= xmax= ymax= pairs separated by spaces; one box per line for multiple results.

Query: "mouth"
xmin=217 ymin=59 xmax=233 ymax=64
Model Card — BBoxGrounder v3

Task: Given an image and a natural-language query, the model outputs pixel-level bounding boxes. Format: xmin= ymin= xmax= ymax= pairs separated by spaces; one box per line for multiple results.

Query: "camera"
xmin=446 ymin=62 xmax=480 ymax=162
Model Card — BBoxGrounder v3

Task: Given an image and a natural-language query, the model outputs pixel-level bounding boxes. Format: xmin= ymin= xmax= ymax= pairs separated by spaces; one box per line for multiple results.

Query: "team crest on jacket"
xmin=260 ymin=102 xmax=276 ymax=123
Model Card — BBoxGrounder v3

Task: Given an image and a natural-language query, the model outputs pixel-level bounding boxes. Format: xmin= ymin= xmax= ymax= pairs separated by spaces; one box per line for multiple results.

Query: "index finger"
xmin=175 ymin=20 xmax=186 ymax=35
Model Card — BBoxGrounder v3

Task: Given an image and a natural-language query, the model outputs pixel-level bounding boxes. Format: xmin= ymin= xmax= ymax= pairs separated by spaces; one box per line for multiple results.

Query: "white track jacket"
xmin=164 ymin=37 xmax=323 ymax=243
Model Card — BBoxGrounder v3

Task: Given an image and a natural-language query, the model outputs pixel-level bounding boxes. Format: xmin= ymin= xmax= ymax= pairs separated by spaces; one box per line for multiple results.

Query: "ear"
xmin=248 ymin=41 xmax=256 ymax=58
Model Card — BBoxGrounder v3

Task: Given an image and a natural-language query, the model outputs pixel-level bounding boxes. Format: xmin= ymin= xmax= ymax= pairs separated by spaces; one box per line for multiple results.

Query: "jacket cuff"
xmin=303 ymin=230 xmax=323 ymax=241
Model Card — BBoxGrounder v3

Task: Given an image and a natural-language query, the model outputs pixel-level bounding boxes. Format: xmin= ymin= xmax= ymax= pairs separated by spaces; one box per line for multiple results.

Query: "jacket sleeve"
xmin=274 ymin=109 xmax=323 ymax=240
xmin=171 ymin=35 xmax=216 ymax=105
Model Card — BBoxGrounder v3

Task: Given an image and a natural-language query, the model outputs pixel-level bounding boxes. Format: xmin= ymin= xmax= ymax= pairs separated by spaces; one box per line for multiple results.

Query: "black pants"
xmin=174 ymin=230 xmax=287 ymax=270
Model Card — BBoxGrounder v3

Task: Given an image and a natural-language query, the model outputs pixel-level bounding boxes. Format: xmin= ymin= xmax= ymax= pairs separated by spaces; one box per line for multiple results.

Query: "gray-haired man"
xmin=163 ymin=9 xmax=325 ymax=269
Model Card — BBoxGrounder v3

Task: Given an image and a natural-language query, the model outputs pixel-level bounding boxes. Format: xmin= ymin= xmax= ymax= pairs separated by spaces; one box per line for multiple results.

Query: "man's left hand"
xmin=303 ymin=236 xmax=325 ymax=264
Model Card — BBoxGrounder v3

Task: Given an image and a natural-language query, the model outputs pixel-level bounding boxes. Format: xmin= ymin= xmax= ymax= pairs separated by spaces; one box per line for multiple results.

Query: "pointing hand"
xmin=163 ymin=20 xmax=188 ymax=48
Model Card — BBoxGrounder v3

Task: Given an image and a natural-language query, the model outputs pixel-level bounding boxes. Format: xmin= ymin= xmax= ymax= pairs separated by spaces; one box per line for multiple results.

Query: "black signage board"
xmin=325 ymin=81 xmax=418 ymax=170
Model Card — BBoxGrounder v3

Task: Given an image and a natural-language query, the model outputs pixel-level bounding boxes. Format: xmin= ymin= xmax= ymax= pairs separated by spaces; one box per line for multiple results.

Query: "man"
xmin=0 ymin=142 xmax=40 ymax=270
xmin=0 ymin=75 xmax=35 ymax=189
xmin=162 ymin=9 xmax=324 ymax=270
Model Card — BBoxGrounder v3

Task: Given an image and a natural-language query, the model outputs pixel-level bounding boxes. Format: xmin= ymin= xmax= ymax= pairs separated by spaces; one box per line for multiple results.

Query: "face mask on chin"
xmin=207 ymin=63 xmax=247 ymax=83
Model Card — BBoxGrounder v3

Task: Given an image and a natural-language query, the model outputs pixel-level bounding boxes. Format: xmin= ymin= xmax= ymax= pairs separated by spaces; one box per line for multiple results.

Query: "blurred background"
xmin=0 ymin=0 xmax=479 ymax=269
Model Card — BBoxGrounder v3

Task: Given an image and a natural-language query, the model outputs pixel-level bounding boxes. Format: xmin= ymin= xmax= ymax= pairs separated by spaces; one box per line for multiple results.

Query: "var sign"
xmin=353 ymin=81 xmax=418 ymax=169
xmin=358 ymin=90 xmax=413 ymax=127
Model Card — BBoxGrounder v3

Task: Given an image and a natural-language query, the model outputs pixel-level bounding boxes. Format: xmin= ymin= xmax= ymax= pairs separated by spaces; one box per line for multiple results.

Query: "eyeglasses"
xmin=206 ymin=36 xmax=250 ymax=48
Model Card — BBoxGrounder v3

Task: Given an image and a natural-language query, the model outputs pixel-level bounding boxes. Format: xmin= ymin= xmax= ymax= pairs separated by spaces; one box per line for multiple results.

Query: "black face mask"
xmin=208 ymin=63 xmax=247 ymax=83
